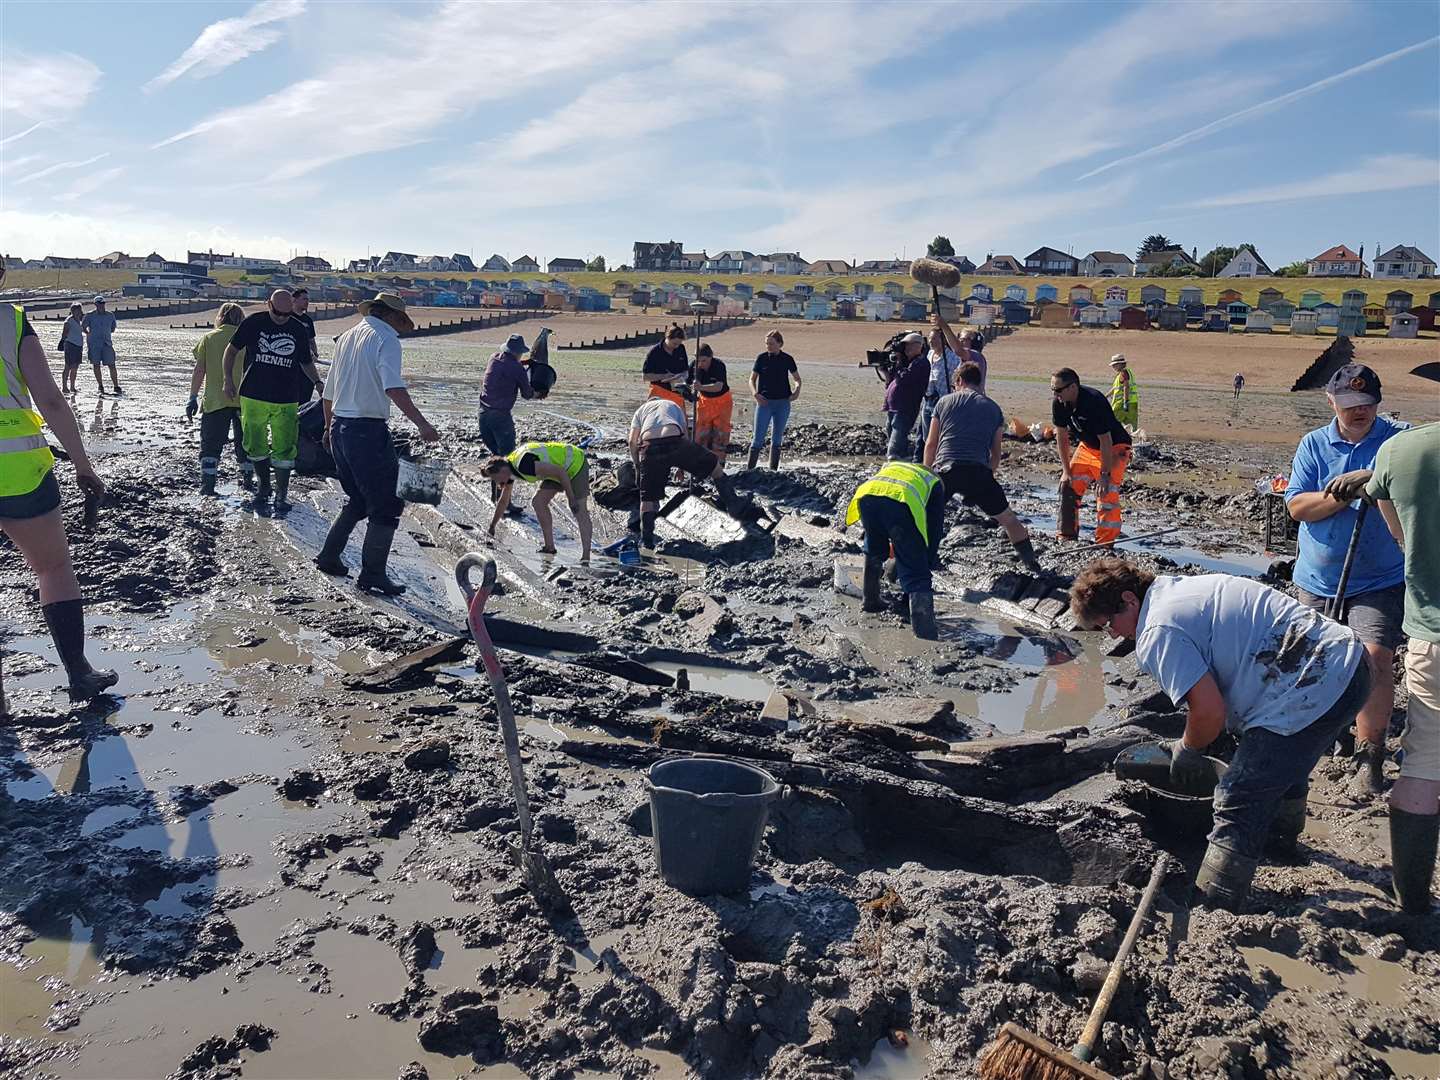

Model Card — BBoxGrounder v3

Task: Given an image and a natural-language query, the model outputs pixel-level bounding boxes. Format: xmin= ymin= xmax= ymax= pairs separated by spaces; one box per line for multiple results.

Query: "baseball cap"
xmin=505 ymin=333 xmax=529 ymax=354
xmin=1109 ymin=353 xmax=1127 ymax=367
xmin=93 ymin=295 xmax=106 ymax=303
xmin=1326 ymin=363 xmax=1381 ymax=408
xmin=901 ymin=331 xmax=924 ymax=344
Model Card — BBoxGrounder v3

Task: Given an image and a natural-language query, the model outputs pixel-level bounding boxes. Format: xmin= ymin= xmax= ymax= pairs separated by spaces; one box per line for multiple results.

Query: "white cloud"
xmin=1076 ymin=35 xmax=1440 ymax=181
xmin=0 ymin=207 xmax=320 ymax=262
xmin=1190 ymin=154 xmax=1440 ymax=207
xmin=54 ymin=166 xmax=128 ymax=203
xmin=0 ymin=120 xmax=48 ymax=147
xmin=145 ymin=0 xmax=306 ymax=92
xmin=14 ymin=153 xmax=110 ymax=186
xmin=0 ymin=53 xmax=102 ymax=120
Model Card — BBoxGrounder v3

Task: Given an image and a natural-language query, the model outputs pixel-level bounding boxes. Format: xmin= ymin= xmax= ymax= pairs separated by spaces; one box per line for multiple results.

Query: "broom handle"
xmin=1072 ymin=855 xmax=1167 ymax=1062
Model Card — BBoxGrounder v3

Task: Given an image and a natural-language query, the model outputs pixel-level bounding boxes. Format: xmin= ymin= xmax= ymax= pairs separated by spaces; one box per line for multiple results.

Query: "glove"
xmin=185 ymin=396 xmax=198 ymax=421
xmin=1322 ymin=469 xmax=1373 ymax=503
xmin=1168 ymin=740 xmax=1215 ymax=795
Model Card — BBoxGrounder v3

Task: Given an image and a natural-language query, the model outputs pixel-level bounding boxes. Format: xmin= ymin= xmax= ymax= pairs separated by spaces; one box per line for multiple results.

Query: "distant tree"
xmin=927 ymin=236 xmax=955 ymax=258
xmin=586 ymin=255 xmax=607 ymax=272
xmin=1136 ymin=234 xmax=1174 ymax=261
xmin=1275 ymin=260 xmax=1309 ymax=277
xmin=1199 ymin=245 xmax=1238 ymax=278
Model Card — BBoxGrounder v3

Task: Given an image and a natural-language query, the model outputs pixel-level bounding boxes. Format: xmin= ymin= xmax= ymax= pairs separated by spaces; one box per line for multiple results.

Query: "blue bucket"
xmin=646 ymin=758 xmax=781 ymax=896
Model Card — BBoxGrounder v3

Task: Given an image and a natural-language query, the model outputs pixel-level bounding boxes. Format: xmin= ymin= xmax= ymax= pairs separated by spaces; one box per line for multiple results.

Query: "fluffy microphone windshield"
xmin=910 ymin=257 xmax=961 ymax=289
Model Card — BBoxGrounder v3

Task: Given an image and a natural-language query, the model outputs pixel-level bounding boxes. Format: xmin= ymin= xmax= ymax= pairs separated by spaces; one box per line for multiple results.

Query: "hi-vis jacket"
xmin=0 ymin=304 xmax=54 ymax=497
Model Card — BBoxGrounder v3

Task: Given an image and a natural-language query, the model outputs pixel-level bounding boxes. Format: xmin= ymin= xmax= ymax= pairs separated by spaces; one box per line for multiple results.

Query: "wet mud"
xmin=2 ymin=341 xmax=1437 ymax=1080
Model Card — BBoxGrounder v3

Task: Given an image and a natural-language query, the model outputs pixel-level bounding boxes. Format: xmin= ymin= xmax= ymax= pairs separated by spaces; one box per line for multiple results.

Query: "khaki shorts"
xmin=1400 ymin=638 xmax=1440 ymax=781
xmin=538 ymin=458 xmax=590 ymax=507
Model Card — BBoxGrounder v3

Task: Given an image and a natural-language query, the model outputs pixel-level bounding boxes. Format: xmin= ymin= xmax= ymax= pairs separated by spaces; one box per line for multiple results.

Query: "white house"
xmin=1373 ymin=245 xmax=1436 ymax=280
xmin=705 ymin=250 xmax=755 ymax=275
xmin=1306 ymin=245 xmax=1365 ymax=277
xmin=1078 ymin=251 xmax=1134 ymax=277
xmin=1218 ymin=246 xmax=1273 ymax=278
xmin=480 ymin=254 xmax=512 ymax=273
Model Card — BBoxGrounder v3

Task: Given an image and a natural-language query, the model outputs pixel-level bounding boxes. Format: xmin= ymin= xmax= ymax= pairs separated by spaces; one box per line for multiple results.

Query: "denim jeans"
xmin=1211 ymin=657 xmax=1371 ymax=859
xmin=478 ymin=408 xmax=517 ymax=456
xmin=912 ymin=398 xmax=938 ymax=463
xmin=751 ymin=399 xmax=792 ymax=450
xmin=858 ymin=492 xmax=944 ymax=593
xmin=331 ymin=417 xmax=404 ymax=529
xmin=886 ymin=407 xmax=919 ymax=461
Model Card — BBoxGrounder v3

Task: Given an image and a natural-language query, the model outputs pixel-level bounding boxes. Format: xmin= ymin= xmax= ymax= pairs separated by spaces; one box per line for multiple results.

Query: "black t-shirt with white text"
xmin=1052 ymin=383 xmax=1132 ymax=450
xmin=230 ymin=312 xmax=312 ymax=404
xmin=291 ymin=312 xmax=317 ymax=403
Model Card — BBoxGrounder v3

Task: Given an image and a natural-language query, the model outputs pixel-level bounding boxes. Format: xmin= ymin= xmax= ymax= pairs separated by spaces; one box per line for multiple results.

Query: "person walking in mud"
xmin=845 ymin=461 xmax=946 ymax=640
xmin=81 ymin=296 xmax=121 ymax=396
xmin=59 ymin=303 xmax=84 ymax=395
xmin=643 ymin=324 xmax=689 ymax=408
xmin=222 ymin=289 xmax=325 ymax=514
xmin=1108 ymin=353 xmax=1138 ymax=430
xmin=185 ymin=303 xmax=253 ymax=496
xmin=1050 ymin=366 xmax=1131 ymax=547
xmin=628 ymin=396 xmax=745 ymax=549
xmin=749 ymin=330 xmax=801 ymax=471
xmin=922 ymin=361 xmax=1042 ymax=573
xmin=1232 ymin=371 xmax=1245 ymax=402
xmin=1285 ymin=364 xmax=1408 ymax=796
xmin=689 ymin=344 xmax=733 ymax=466
xmin=316 ymin=293 xmax=439 ymax=594
xmin=478 ymin=333 xmax=535 ymax=505
xmin=0 ymin=258 xmax=117 ymax=704
xmin=1071 ymin=559 xmax=1371 ymax=912
xmin=480 ymin=441 xmax=594 ymax=564
xmin=882 ymin=332 xmax=929 ymax=462
xmin=289 ymin=287 xmax=320 ymax=405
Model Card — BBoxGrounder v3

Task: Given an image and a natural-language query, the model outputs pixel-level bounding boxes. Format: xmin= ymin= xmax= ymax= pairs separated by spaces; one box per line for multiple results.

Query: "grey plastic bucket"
xmin=646 ymin=758 xmax=780 ymax=896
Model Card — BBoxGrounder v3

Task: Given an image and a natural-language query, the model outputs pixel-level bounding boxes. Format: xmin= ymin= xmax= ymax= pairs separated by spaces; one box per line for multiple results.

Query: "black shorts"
xmin=0 ymin=470 xmax=61 ymax=520
xmin=63 ymin=342 xmax=83 ymax=367
xmin=936 ymin=460 xmax=1009 ymax=518
xmin=638 ymin=435 xmax=717 ymax=501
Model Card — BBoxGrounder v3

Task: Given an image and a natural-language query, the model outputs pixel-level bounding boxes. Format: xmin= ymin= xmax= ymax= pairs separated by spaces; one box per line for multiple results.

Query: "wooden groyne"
xmin=402 ymin=308 xmax=545 ymax=339
xmin=169 ymin=303 xmax=355 ymax=330
xmin=33 ymin=298 xmax=220 ymax=321
xmin=557 ymin=315 xmax=755 ymax=351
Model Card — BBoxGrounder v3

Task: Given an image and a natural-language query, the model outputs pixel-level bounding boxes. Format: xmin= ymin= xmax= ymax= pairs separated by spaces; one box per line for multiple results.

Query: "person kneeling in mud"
xmin=845 ymin=462 xmax=945 ymax=640
xmin=629 ymin=396 xmax=745 ymax=549
xmin=481 ymin=441 xmax=593 ymax=564
xmin=1071 ymin=559 xmax=1371 ymax=912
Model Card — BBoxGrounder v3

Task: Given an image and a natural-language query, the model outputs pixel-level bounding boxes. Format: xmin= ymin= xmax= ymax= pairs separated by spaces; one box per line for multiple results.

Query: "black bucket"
xmin=646 ymin=758 xmax=781 ymax=896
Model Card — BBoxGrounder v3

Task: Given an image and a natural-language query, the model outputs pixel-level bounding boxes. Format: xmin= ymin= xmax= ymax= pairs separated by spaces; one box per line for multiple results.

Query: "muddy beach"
xmin=2 ymin=322 xmax=1438 ymax=1080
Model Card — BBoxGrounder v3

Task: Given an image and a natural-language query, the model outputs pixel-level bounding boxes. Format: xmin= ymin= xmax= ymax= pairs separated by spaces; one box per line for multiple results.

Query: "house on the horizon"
xmin=1373 ymin=245 xmax=1435 ymax=279
xmin=855 ymin=259 xmax=911 ymax=274
xmin=1078 ymin=251 xmax=1134 ymax=277
xmin=546 ymin=257 xmax=586 ymax=273
xmin=287 ymin=255 xmax=332 ymax=273
xmin=1307 ymin=245 xmax=1366 ymax=277
xmin=807 ymin=259 xmax=852 ymax=276
xmin=704 ymin=250 xmax=755 ymax=274
xmin=511 ymin=255 xmax=539 ymax=273
xmin=940 ymin=255 xmax=977 ymax=274
xmin=975 ymin=255 xmax=1025 ymax=275
xmin=1135 ymin=247 xmax=1199 ymax=275
xmin=378 ymin=251 xmax=418 ymax=271
xmin=1024 ymin=247 xmax=1078 ymax=276
xmin=42 ymin=255 xmax=97 ymax=269
xmin=1217 ymin=246 xmax=1272 ymax=278
xmin=480 ymin=254 xmax=511 ymax=273
xmin=760 ymin=252 xmax=807 ymax=275
xmin=633 ymin=241 xmax=684 ymax=272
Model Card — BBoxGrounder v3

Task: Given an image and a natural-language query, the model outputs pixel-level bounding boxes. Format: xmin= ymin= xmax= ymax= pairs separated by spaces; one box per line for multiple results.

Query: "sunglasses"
xmin=1050 ymin=384 xmax=1074 ymax=396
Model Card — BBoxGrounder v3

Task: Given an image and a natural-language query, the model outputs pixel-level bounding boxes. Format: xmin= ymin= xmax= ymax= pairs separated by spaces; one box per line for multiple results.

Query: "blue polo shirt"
xmin=1285 ymin=415 xmax=1408 ymax=598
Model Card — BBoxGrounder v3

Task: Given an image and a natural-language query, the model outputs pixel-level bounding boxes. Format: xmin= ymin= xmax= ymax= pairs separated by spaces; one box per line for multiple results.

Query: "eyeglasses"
xmin=1050 ymin=384 xmax=1072 ymax=396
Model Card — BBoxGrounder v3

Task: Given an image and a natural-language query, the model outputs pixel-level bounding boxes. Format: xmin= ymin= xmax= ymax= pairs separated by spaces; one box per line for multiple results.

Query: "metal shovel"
xmin=455 ymin=553 xmax=567 ymax=912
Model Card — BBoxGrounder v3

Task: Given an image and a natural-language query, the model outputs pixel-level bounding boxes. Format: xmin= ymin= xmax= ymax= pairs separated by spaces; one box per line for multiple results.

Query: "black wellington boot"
xmin=199 ymin=471 xmax=217 ymax=497
xmin=1390 ymin=807 xmax=1438 ymax=915
xmin=254 ymin=461 xmax=273 ymax=504
xmin=42 ymin=599 xmax=119 ymax=702
xmin=746 ymin=447 xmax=760 ymax=471
xmin=316 ymin=504 xmax=363 ymax=577
xmin=769 ymin=443 xmax=781 ymax=471
xmin=862 ymin=557 xmax=884 ymax=613
xmin=909 ymin=591 xmax=938 ymax=640
xmin=1194 ymin=843 xmax=1259 ymax=913
xmin=640 ymin=510 xmax=658 ymax=549
xmin=357 ymin=522 xmax=406 ymax=596
xmin=273 ymin=468 xmax=292 ymax=515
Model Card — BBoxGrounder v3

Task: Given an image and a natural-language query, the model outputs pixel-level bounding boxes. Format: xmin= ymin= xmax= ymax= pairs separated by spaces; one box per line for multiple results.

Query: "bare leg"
xmin=995 ymin=508 xmax=1029 ymax=545
xmin=532 ymin=487 xmax=558 ymax=553
xmin=92 ymin=364 xmax=104 ymax=394
xmin=0 ymin=508 xmax=82 ymax=604
xmin=575 ymin=505 xmax=593 ymax=563
xmin=1357 ymin=643 xmax=1395 ymax=745
xmin=110 ymin=364 xmax=121 ymax=393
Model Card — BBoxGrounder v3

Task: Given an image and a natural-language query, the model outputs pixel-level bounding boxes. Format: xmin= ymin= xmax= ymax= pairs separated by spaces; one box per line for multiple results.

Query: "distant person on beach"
xmin=59 ymin=303 xmax=84 ymax=394
xmin=1233 ymin=372 xmax=1245 ymax=400
xmin=290 ymin=287 xmax=319 ymax=404
xmin=81 ymin=296 xmax=121 ymax=396
xmin=749 ymin=330 xmax=800 ymax=471
xmin=689 ymin=343 xmax=733 ymax=465
xmin=1109 ymin=353 xmax=1139 ymax=429
xmin=643 ymin=324 xmax=689 ymax=408
xmin=185 ymin=303 xmax=252 ymax=496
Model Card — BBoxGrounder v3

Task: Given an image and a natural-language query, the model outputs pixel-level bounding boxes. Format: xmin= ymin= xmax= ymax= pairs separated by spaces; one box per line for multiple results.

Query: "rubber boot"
xmin=254 ymin=461 xmax=273 ymax=504
xmin=1194 ymin=843 xmax=1259 ymax=913
xmin=1267 ymin=796 xmax=1308 ymax=857
xmin=769 ymin=443 xmax=781 ymax=471
xmin=640 ymin=510 xmax=658 ymax=549
xmin=273 ymin=468 xmax=292 ymax=515
xmin=746 ymin=447 xmax=760 ymax=472
xmin=41 ymin=599 xmax=119 ymax=703
xmin=1389 ymin=807 xmax=1438 ymax=915
xmin=356 ymin=522 xmax=406 ymax=596
xmin=1349 ymin=739 xmax=1386 ymax=797
xmin=909 ymin=591 xmax=938 ymax=640
xmin=862 ymin=558 xmax=884 ymax=613
xmin=316 ymin=504 xmax=363 ymax=577
xmin=238 ymin=463 xmax=255 ymax=491
xmin=1058 ymin=480 xmax=1079 ymax=540
xmin=1012 ymin=537 xmax=1043 ymax=574
xmin=199 ymin=470 xmax=217 ymax=497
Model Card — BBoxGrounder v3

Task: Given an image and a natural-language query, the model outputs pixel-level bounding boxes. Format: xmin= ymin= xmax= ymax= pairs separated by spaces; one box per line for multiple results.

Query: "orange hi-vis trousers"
xmin=1068 ymin=442 xmax=1131 ymax=545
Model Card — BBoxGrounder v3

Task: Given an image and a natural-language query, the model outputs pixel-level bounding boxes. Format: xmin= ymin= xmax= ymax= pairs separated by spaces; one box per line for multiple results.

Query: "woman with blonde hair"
xmin=185 ymin=302 xmax=253 ymax=495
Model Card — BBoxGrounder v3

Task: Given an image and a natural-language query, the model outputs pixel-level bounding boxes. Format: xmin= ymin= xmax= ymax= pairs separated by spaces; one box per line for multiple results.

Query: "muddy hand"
xmin=1323 ymin=469 xmax=1373 ymax=503
xmin=1168 ymin=741 xmax=1214 ymax=794
xmin=76 ymin=469 xmax=106 ymax=501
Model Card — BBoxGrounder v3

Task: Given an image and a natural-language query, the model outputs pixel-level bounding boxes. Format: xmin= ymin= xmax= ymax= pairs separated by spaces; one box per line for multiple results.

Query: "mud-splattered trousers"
xmin=240 ymin=397 xmax=299 ymax=471
xmin=1210 ymin=659 xmax=1370 ymax=859
xmin=1066 ymin=442 xmax=1131 ymax=545
xmin=199 ymin=406 xmax=251 ymax=480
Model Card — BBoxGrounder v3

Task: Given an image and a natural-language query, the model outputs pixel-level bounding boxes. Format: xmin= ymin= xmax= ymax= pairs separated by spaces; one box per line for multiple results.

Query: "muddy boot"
xmin=199 ymin=470 xmax=217 ymax=497
xmin=1389 ymin=807 xmax=1438 ymax=915
xmin=909 ymin=591 xmax=938 ymax=640
xmin=1012 ymin=537 xmax=1044 ymax=574
xmin=1194 ymin=843 xmax=1258 ymax=913
xmin=640 ymin=510 xmax=658 ymax=549
xmin=1267 ymin=796 xmax=1308 ymax=857
xmin=862 ymin=558 xmax=884 ymax=612
xmin=253 ymin=461 xmax=273 ymax=504
xmin=769 ymin=443 xmax=781 ymax=471
xmin=238 ymin=463 xmax=255 ymax=492
xmin=746 ymin=447 xmax=760 ymax=471
xmin=1058 ymin=480 xmax=1079 ymax=540
xmin=357 ymin=522 xmax=406 ymax=596
xmin=272 ymin=468 xmax=292 ymax=516
xmin=316 ymin=504 xmax=363 ymax=577
xmin=42 ymin=599 xmax=118 ymax=703
xmin=1349 ymin=739 xmax=1386 ymax=797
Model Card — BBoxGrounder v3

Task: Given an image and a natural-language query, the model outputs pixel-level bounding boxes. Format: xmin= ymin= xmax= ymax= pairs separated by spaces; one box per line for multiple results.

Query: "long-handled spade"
xmin=455 ymin=553 xmax=567 ymax=912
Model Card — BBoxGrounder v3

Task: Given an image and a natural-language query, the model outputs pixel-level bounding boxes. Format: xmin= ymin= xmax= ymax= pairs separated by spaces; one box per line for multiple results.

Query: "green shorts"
xmin=240 ymin=397 xmax=299 ymax=469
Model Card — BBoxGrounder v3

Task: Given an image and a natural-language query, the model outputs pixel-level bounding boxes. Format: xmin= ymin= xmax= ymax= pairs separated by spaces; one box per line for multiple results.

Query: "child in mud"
xmin=1071 ymin=559 xmax=1370 ymax=912
xmin=481 ymin=441 xmax=594 ymax=564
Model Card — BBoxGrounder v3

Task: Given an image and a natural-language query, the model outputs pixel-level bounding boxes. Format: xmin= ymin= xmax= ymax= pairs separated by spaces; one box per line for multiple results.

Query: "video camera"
xmin=862 ymin=331 xmax=913 ymax=383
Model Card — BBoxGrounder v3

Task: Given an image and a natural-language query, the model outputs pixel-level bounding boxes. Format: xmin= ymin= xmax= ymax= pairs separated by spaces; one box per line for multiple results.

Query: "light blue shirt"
xmin=1285 ymin=415 xmax=1408 ymax=598
xmin=1135 ymin=575 xmax=1364 ymax=736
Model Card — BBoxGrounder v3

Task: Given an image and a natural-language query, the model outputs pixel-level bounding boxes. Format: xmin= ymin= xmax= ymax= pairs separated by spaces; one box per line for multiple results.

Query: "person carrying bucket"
xmin=480 ymin=441 xmax=593 ymax=564
xmin=316 ymin=292 xmax=440 ymax=595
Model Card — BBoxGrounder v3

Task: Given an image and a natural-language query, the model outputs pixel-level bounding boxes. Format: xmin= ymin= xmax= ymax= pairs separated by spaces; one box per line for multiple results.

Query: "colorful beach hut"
xmin=1388 ymin=312 xmax=1419 ymax=338
xmin=1290 ymin=309 xmax=1320 ymax=335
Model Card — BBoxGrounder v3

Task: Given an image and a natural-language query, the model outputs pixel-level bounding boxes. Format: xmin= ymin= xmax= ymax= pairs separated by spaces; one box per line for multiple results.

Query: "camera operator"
xmin=883 ymin=331 xmax=929 ymax=461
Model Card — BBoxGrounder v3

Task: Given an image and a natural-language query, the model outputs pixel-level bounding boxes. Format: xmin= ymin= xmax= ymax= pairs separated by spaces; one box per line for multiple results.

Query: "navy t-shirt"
xmin=644 ymin=342 xmax=688 ymax=380
xmin=1052 ymin=384 xmax=1131 ymax=449
xmin=753 ymin=351 xmax=797 ymax=399
xmin=689 ymin=357 xmax=729 ymax=397
xmin=230 ymin=312 xmax=312 ymax=404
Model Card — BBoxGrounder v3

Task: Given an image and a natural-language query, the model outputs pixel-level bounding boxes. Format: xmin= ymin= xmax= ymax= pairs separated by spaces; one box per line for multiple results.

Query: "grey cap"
xmin=93 ymin=295 xmax=106 ymax=303
xmin=505 ymin=333 xmax=529 ymax=354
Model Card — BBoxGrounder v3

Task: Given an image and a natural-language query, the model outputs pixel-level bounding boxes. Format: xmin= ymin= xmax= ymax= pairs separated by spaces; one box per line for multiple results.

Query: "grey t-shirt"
xmin=931 ymin=388 xmax=1003 ymax=468
xmin=82 ymin=310 xmax=117 ymax=344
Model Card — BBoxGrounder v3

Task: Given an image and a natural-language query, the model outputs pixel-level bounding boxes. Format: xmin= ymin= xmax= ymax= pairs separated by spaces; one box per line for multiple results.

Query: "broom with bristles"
xmin=977 ymin=854 xmax=1168 ymax=1080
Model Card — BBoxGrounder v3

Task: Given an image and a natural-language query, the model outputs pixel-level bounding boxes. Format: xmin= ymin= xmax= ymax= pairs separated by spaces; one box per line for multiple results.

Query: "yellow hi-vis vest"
xmin=0 ymin=304 xmax=55 ymax=497
xmin=844 ymin=462 xmax=941 ymax=545
xmin=1110 ymin=369 xmax=1139 ymax=427
xmin=506 ymin=441 xmax=585 ymax=482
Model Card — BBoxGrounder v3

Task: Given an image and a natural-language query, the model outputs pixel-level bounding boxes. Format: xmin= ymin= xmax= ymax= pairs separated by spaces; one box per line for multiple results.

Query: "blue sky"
xmin=2 ymin=0 xmax=1437 ymax=270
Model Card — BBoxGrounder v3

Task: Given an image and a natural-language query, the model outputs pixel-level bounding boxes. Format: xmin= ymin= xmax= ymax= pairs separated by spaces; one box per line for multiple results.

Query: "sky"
xmin=1 ymin=0 xmax=1438 ymax=271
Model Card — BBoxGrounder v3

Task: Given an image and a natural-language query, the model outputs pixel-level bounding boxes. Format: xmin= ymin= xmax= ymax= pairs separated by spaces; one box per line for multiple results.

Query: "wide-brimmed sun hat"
xmin=358 ymin=292 xmax=415 ymax=331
